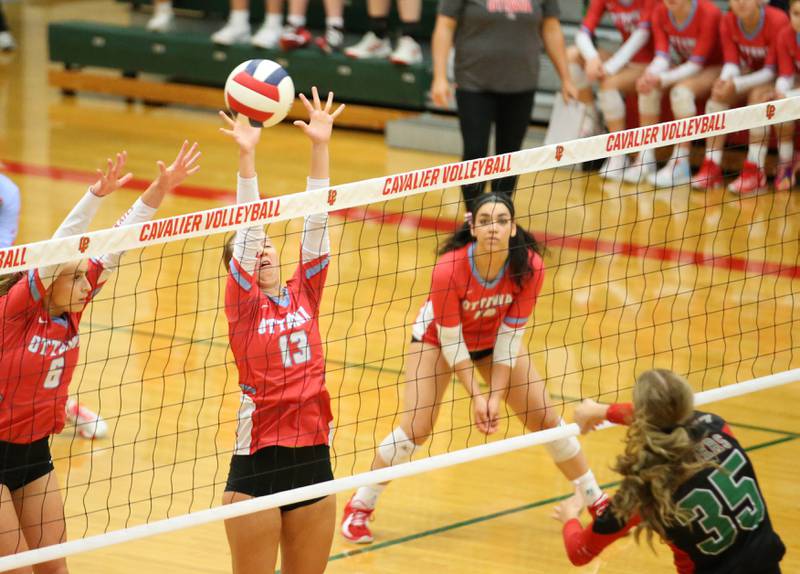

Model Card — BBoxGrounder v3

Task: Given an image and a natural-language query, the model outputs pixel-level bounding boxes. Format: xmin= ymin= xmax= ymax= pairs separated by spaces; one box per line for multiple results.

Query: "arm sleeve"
xmin=575 ymin=29 xmax=600 ymax=62
xmin=776 ymin=75 xmax=794 ymax=94
xmin=231 ymin=174 xmax=264 ymax=281
xmin=97 ymin=198 xmax=158 ymax=274
xmin=562 ymin=513 xmax=640 ymax=566
xmin=301 ymin=177 xmax=330 ymax=262
xmin=430 ymin=258 xmax=469 ymax=367
xmin=647 ymin=54 xmax=671 ymax=76
xmin=606 ymin=402 xmax=634 ymax=425
xmin=494 ymin=255 xmax=544 ymax=366
xmin=604 ymin=28 xmax=651 ymax=76
xmin=732 ymin=67 xmax=775 ymax=94
xmin=658 ymin=60 xmax=702 ymax=87
xmin=719 ymin=63 xmax=741 ymax=81
xmin=720 ymin=16 xmax=739 ymax=66
xmin=689 ymin=6 xmax=721 ymax=65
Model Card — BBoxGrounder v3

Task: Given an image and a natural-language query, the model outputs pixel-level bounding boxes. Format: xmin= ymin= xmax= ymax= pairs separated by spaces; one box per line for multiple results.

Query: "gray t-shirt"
xmin=439 ymin=0 xmax=560 ymax=93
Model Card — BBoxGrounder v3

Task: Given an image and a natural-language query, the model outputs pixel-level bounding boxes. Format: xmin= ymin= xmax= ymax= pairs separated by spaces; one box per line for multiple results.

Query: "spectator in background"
xmin=0 ymin=3 xmax=15 ymax=52
xmin=344 ymin=0 xmax=423 ymax=65
xmin=279 ymin=0 xmax=344 ymax=53
xmin=430 ymin=0 xmax=576 ymax=210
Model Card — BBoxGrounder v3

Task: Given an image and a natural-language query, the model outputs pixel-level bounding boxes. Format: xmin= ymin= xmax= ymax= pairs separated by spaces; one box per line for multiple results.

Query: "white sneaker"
xmin=0 ymin=31 xmax=16 ymax=52
xmin=212 ymin=21 xmax=251 ymax=46
xmin=251 ymin=21 xmax=281 ymax=49
xmin=146 ymin=10 xmax=175 ymax=32
xmin=390 ymin=35 xmax=422 ymax=66
xmin=65 ymin=398 xmax=108 ymax=440
xmin=622 ymin=153 xmax=656 ymax=184
xmin=649 ymin=157 xmax=691 ymax=188
xmin=579 ymin=108 xmax=600 ymax=139
xmin=599 ymin=154 xmax=628 ymax=182
xmin=344 ymin=31 xmax=391 ymax=60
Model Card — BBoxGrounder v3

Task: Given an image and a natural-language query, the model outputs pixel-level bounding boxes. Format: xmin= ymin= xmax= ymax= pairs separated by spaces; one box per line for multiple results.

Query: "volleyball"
xmin=224 ymin=59 xmax=295 ymax=128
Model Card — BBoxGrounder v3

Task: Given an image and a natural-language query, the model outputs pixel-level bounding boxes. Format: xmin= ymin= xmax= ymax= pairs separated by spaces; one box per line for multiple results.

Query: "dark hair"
xmin=439 ymin=193 xmax=542 ymax=288
xmin=0 ymin=272 xmax=24 ymax=297
xmin=221 ymin=233 xmax=235 ymax=270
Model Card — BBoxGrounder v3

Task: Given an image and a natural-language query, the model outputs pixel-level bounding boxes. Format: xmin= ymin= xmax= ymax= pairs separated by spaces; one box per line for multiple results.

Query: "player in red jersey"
xmin=773 ymin=0 xmax=800 ymax=190
xmin=568 ymin=0 xmax=657 ymax=180
xmin=218 ymin=87 xmax=344 ymax=574
xmin=552 ymin=369 xmax=785 ymax=573
xmin=340 ymin=192 xmax=606 ymax=544
xmin=635 ymin=0 xmax=723 ymax=188
xmin=692 ymin=0 xmax=789 ymax=195
xmin=0 ymin=143 xmax=200 ymax=567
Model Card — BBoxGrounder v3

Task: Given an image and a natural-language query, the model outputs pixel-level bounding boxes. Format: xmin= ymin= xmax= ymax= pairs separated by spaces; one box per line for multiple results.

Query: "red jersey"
xmin=651 ymin=0 xmax=723 ymax=66
xmin=720 ymin=6 xmax=788 ymax=74
xmin=581 ymin=0 xmax=656 ymax=64
xmin=0 ymin=261 xmax=105 ymax=443
xmin=414 ymin=243 xmax=544 ymax=353
xmin=776 ymin=24 xmax=800 ymax=78
xmin=226 ymin=250 xmax=332 ymax=453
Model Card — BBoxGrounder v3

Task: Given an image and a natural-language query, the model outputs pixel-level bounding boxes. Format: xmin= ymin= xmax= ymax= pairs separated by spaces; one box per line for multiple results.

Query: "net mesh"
xmin=2 ymin=99 xmax=800 ymax=567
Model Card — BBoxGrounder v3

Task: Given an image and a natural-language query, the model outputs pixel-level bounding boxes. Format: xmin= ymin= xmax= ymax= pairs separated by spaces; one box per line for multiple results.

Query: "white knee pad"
xmin=670 ymin=85 xmax=697 ymax=118
xmin=544 ymin=419 xmax=582 ymax=463
xmin=638 ymin=89 xmax=662 ymax=116
xmin=598 ymin=89 xmax=626 ymax=122
xmin=704 ymin=99 xmax=729 ymax=115
xmin=378 ymin=427 xmax=418 ymax=465
xmin=570 ymin=62 xmax=590 ymax=91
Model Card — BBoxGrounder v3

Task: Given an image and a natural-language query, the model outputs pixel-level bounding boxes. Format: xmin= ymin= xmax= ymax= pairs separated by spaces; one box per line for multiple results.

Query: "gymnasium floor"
xmin=1 ymin=2 xmax=799 ymax=573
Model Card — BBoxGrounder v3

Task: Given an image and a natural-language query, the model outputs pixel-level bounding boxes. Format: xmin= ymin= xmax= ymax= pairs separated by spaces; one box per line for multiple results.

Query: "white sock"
xmin=747 ymin=143 xmax=768 ymax=168
xmin=353 ymin=484 xmax=386 ymax=509
xmin=638 ymin=147 xmax=656 ymax=167
xmin=670 ymin=145 xmax=689 ymax=164
xmin=705 ymin=146 xmax=722 ymax=166
xmin=287 ymin=14 xmax=306 ymax=28
xmin=229 ymin=9 xmax=249 ymax=26
xmin=326 ymin=16 xmax=344 ymax=29
xmin=265 ymin=13 xmax=282 ymax=29
xmin=779 ymin=141 xmax=794 ymax=164
xmin=155 ymin=1 xmax=173 ymax=15
xmin=573 ymin=470 xmax=603 ymax=505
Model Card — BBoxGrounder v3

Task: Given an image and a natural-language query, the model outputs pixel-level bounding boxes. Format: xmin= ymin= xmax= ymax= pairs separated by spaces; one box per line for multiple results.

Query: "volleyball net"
xmin=1 ymin=96 xmax=800 ymax=570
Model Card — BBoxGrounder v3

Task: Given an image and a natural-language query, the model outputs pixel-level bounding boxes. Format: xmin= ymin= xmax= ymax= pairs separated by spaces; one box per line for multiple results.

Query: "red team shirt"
xmin=226 ymin=250 xmax=332 ymax=454
xmin=0 ymin=261 xmax=105 ymax=443
xmin=416 ymin=244 xmax=544 ymax=352
xmin=776 ymin=24 xmax=800 ymax=78
xmin=720 ymin=6 xmax=788 ymax=74
xmin=581 ymin=0 xmax=656 ymax=64
xmin=651 ymin=0 xmax=723 ymax=67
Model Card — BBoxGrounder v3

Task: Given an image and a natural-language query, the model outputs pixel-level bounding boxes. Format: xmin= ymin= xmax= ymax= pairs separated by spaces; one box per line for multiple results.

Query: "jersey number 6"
xmin=43 ymin=356 xmax=65 ymax=389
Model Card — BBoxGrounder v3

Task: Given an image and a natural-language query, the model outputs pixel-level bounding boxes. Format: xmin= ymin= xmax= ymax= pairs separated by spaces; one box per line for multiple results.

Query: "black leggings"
xmin=455 ymin=89 xmax=536 ymax=211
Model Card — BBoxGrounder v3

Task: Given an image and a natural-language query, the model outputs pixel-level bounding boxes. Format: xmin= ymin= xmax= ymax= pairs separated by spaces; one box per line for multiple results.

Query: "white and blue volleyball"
xmin=224 ymin=59 xmax=295 ymax=128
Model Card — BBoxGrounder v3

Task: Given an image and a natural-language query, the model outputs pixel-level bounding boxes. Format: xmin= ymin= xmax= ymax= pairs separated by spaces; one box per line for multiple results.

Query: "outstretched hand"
xmin=551 ymin=491 xmax=584 ymax=524
xmin=89 ymin=152 xmax=133 ymax=197
xmin=219 ymin=111 xmax=262 ymax=153
xmin=155 ymin=140 xmax=202 ymax=192
xmin=293 ymin=86 xmax=345 ymax=145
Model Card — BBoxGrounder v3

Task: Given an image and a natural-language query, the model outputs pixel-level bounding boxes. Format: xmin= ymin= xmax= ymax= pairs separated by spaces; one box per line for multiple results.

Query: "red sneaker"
xmin=341 ymin=495 xmax=375 ymax=543
xmin=587 ymin=492 xmax=610 ymax=519
xmin=279 ymin=25 xmax=312 ymax=51
xmin=690 ymin=158 xmax=724 ymax=190
xmin=728 ymin=161 xmax=767 ymax=196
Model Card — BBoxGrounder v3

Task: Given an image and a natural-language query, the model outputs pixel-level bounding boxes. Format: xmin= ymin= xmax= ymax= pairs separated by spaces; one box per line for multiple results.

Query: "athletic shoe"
xmin=146 ymin=10 xmax=175 ymax=33
xmin=622 ymin=154 xmax=656 ymax=184
xmin=341 ymin=495 xmax=375 ymax=543
xmin=649 ymin=157 xmax=691 ymax=188
xmin=390 ymin=35 xmax=423 ymax=66
xmin=65 ymin=398 xmax=108 ymax=440
xmin=211 ymin=21 xmax=251 ymax=45
xmin=279 ymin=25 xmax=312 ymax=51
xmin=0 ymin=31 xmax=16 ymax=52
xmin=690 ymin=158 xmax=724 ymax=191
xmin=344 ymin=31 xmax=392 ymax=60
xmin=728 ymin=161 xmax=767 ymax=196
xmin=587 ymin=492 xmax=610 ymax=519
xmin=251 ymin=21 xmax=281 ymax=49
xmin=774 ymin=162 xmax=795 ymax=192
xmin=315 ymin=26 xmax=344 ymax=54
xmin=599 ymin=154 xmax=628 ymax=182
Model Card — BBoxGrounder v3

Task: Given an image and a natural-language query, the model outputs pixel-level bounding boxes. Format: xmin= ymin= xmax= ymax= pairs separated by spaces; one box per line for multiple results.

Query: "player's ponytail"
xmin=611 ymin=369 xmax=712 ymax=545
xmin=439 ymin=193 xmax=542 ymax=288
xmin=0 ymin=272 xmax=24 ymax=297
xmin=221 ymin=233 xmax=235 ymax=270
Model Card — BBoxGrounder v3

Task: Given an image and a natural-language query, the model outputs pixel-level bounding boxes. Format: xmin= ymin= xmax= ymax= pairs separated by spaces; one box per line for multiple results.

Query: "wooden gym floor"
xmin=0 ymin=2 xmax=798 ymax=573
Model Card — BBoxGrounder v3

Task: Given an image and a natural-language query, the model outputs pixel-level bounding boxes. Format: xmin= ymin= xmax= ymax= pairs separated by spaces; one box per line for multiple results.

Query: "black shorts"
xmin=410 ymin=336 xmax=493 ymax=361
xmin=0 ymin=437 xmax=54 ymax=491
xmin=225 ymin=444 xmax=333 ymax=513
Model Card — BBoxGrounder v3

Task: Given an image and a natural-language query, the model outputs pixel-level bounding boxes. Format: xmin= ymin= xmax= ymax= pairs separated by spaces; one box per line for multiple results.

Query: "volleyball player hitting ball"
xmin=218 ymin=87 xmax=343 ymax=574
xmin=553 ymin=369 xmax=785 ymax=573
xmin=0 ymin=143 xmax=200 ymax=568
xmin=341 ymin=192 xmax=606 ymax=544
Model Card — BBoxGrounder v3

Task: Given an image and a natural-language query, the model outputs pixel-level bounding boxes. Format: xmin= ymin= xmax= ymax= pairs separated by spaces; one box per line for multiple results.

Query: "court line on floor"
xmin=5 ymin=157 xmax=800 ymax=279
xmin=317 ymin=433 xmax=799 ymax=569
